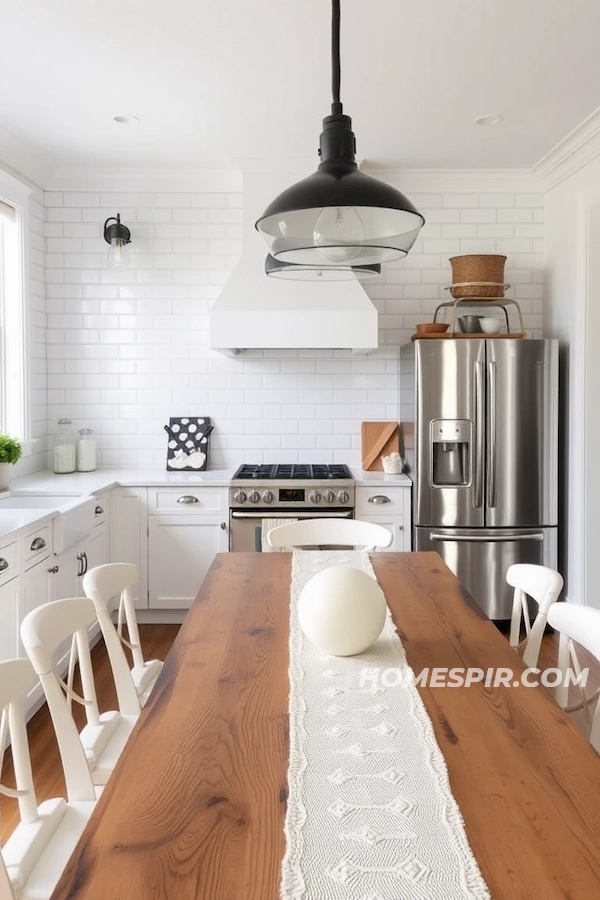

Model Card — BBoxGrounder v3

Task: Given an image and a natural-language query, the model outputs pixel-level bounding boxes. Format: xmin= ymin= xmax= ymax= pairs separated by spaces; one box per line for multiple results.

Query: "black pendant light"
xmin=255 ymin=0 xmax=425 ymax=268
xmin=264 ymin=254 xmax=381 ymax=281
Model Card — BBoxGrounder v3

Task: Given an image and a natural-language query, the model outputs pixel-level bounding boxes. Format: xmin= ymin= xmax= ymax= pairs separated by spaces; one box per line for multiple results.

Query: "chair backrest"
xmin=0 ymin=658 xmax=96 ymax=898
xmin=267 ymin=518 xmax=393 ymax=552
xmin=20 ymin=597 xmax=139 ymax=782
xmin=82 ymin=563 xmax=145 ymax=671
xmin=507 ymin=564 xmax=563 ymax=668
xmin=0 ymin=657 xmax=96 ymax=815
xmin=547 ymin=603 xmax=600 ymax=752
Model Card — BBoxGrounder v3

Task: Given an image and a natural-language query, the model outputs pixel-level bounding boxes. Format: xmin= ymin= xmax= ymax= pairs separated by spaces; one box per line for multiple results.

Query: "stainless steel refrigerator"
xmin=413 ymin=339 xmax=558 ymax=619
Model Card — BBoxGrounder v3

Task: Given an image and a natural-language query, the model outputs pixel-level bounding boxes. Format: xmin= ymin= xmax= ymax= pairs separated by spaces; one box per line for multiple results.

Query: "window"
xmin=0 ymin=195 xmax=26 ymax=438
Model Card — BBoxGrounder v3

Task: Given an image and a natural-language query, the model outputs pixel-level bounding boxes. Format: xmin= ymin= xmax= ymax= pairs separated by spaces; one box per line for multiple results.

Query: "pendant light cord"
xmin=331 ymin=0 xmax=343 ymax=115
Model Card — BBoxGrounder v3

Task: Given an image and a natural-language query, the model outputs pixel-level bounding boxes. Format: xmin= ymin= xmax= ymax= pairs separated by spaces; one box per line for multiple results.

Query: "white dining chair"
xmin=266 ymin=518 xmax=393 ymax=552
xmin=507 ymin=563 xmax=564 ymax=669
xmin=547 ymin=603 xmax=600 ymax=752
xmin=20 ymin=597 xmax=140 ymax=787
xmin=82 ymin=563 xmax=163 ymax=707
xmin=0 ymin=658 xmax=97 ymax=900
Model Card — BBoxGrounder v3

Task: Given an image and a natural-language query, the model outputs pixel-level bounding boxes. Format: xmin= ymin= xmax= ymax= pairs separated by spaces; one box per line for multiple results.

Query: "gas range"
xmin=230 ymin=463 xmax=355 ymax=510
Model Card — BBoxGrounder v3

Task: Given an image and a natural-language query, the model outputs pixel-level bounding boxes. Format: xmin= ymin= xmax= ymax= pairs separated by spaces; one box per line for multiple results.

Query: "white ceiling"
xmin=1 ymin=0 xmax=600 ymax=176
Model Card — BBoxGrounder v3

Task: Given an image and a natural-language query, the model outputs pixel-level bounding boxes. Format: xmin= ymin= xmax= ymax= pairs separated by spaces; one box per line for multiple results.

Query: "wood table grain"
xmin=51 ymin=552 xmax=600 ymax=900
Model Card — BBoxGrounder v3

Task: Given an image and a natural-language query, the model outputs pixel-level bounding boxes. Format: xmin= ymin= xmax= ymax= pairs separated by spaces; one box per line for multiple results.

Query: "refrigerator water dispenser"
xmin=430 ymin=420 xmax=471 ymax=486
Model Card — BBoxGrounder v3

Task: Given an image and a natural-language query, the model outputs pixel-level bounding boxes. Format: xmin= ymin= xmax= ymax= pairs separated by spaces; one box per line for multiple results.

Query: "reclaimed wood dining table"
xmin=50 ymin=551 xmax=600 ymax=899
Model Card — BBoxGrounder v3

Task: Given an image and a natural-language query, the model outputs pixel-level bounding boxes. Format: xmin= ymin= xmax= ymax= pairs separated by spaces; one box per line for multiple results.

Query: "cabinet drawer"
xmin=0 ymin=541 xmax=18 ymax=586
xmin=22 ymin=524 xmax=52 ymax=569
xmin=148 ymin=487 xmax=227 ymax=515
xmin=356 ymin=487 xmax=409 ymax=517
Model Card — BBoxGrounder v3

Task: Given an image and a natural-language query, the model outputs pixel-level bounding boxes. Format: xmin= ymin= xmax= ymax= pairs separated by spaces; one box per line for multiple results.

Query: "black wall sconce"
xmin=103 ymin=213 xmax=131 ymax=270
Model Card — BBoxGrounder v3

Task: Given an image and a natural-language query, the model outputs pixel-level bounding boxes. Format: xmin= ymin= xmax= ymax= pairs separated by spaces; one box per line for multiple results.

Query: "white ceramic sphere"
xmin=298 ymin=566 xmax=387 ymax=656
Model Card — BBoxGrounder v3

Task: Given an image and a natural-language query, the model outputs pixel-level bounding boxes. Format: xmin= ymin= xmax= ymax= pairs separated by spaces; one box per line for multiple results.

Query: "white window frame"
xmin=0 ymin=168 xmax=32 ymax=442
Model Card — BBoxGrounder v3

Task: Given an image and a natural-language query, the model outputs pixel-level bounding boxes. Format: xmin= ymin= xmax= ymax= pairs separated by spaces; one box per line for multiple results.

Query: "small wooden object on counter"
xmin=361 ymin=421 xmax=400 ymax=471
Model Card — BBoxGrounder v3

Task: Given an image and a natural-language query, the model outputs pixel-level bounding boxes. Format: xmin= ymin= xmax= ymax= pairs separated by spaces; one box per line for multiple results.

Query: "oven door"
xmin=230 ymin=509 xmax=354 ymax=552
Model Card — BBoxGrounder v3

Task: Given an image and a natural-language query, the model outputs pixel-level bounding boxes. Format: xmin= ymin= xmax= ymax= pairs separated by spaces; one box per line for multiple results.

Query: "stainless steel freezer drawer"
xmin=413 ymin=526 xmax=558 ymax=620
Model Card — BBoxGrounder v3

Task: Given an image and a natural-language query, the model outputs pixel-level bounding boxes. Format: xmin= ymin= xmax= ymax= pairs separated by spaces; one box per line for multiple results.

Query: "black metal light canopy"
xmin=255 ymin=0 xmax=424 ymax=269
xmin=264 ymin=254 xmax=381 ymax=281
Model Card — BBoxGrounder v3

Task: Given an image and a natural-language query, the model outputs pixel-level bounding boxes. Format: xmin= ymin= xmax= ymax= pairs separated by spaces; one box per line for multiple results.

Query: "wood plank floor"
xmin=1 ymin=621 xmax=598 ymax=844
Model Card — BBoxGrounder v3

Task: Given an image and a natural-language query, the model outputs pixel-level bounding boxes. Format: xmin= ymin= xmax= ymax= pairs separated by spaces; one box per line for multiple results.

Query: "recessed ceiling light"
xmin=113 ymin=114 xmax=140 ymax=125
xmin=475 ymin=114 xmax=504 ymax=126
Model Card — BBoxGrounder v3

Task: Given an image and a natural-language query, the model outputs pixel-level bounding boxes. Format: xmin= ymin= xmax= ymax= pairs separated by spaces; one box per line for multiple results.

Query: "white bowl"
xmin=479 ymin=317 xmax=503 ymax=334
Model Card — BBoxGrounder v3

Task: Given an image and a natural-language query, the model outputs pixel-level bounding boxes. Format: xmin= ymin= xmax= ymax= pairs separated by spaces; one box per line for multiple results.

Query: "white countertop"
xmin=0 ymin=509 xmax=55 ymax=541
xmin=10 ymin=467 xmax=237 ymax=494
xmin=350 ymin=468 xmax=412 ymax=487
xmin=0 ymin=466 xmax=411 ymax=546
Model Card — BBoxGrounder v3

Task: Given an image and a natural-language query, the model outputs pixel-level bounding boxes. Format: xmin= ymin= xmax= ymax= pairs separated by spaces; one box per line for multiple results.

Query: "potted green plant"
xmin=0 ymin=435 xmax=22 ymax=490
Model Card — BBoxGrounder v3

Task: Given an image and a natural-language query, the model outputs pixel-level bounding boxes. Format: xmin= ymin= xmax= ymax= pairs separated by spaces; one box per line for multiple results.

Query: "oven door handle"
xmin=230 ymin=511 xmax=353 ymax=520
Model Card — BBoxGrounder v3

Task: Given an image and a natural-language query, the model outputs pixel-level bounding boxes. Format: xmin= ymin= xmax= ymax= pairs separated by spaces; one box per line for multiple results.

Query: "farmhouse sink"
xmin=0 ymin=493 xmax=97 ymax=553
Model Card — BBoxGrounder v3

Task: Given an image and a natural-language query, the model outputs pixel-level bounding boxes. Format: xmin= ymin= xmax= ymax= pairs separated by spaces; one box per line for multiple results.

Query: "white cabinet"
xmin=48 ymin=525 xmax=107 ymax=602
xmin=356 ymin=485 xmax=412 ymax=552
xmin=110 ymin=487 xmax=148 ymax=609
xmin=147 ymin=486 xmax=228 ymax=610
xmin=148 ymin=516 xmax=228 ymax=609
xmin=0 ymin=576 xmax=20 ymax=661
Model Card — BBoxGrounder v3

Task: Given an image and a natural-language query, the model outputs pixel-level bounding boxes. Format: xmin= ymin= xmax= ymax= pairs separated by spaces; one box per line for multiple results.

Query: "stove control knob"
xmin=233 ymin=490 xmax=247 ymax=503
xmin=337 ymin=490 xmax=350 ymax=504
xmin=308 ymin=490 xmax=322 ymax=504
xmin=324 ymin=490 xmax=336 ymax=503
xmin=248 ymin=490 xmax=260 ymax=504
xmin=262 ymin=490 xmax=274 ymax=504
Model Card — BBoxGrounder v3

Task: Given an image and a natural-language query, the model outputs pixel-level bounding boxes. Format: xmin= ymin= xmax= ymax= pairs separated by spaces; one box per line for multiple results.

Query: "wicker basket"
xmin=449 ymin=255 xmax=507 ymax=298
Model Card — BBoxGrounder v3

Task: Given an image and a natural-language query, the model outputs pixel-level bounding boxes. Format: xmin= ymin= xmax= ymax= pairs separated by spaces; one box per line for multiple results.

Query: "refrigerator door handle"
xmin=430 ymin=532 xmax=545 ymax=543
xmin=474 ymin=360 xmax=485 ymax=508
xmin=487 ymin=360 xmax=497 ymax=508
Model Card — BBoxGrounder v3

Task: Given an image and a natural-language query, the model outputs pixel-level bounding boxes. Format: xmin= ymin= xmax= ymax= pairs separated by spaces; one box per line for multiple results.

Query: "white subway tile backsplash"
xmin=37 ymin=184 xmax=545 ymax=467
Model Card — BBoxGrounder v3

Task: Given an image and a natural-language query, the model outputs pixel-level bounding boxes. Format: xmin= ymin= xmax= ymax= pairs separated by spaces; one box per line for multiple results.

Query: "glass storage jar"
xmin=76 ymin=428 xmax=97 ymax=472
xmin=53 ymin=419 xmax=77 ymax=474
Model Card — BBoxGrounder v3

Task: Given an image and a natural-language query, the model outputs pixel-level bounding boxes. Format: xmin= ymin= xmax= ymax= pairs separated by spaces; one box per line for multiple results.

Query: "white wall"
xmin=545 ymin=154 xmax=600 ymax=603
xmin=43 ymin=184 xmax=544 ymax=469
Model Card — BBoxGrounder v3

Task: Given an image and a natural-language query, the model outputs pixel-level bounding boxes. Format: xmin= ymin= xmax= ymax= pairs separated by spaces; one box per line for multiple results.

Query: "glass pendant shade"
xmin=107 ymin=239 xmax=130 ymax=271
xmin=264 ymin=254 xmax=380 ymax=281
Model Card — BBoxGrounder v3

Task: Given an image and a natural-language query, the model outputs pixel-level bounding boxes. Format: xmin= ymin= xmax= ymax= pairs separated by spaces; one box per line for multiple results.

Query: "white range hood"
xmin=209 ymin=169 xmax=378 ymax=355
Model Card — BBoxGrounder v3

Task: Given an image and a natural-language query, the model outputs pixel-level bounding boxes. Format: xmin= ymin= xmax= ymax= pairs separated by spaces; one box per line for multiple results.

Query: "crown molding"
xmin=533 ymin=103 xmax=600 ymax=191
xmin=44 ymin=166 xmax=243 ymax=192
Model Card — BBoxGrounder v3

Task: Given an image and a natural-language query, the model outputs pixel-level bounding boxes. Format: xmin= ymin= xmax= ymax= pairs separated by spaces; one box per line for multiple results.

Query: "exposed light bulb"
xmin=313 ymin=206 xmax=364 ymax=263
xmin=107 ymin=239 xmax=130 ymax=271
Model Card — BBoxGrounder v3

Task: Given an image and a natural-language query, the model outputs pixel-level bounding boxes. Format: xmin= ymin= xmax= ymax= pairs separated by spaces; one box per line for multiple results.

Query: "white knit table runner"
xmin=280 ymin=550 xmax=490 ymax=900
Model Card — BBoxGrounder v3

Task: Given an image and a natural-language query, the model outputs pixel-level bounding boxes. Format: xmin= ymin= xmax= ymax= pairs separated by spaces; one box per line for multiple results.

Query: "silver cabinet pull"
xmin=95 ymin=505 xmax=104 ymax=515
xmin=77 ymin=553 xmax=84 ymax=577
xmin=220 ymin=522 xmax=227 ymax=530
xmin=368 ymin=495 xmax=391 ymax=505
xmin=0 ymin=558 xmax=8 ymax=572
xmin=177 ymin=495 xmax=199 ymax=504
xmin=30 ymin=537 xmax=46 ymax=552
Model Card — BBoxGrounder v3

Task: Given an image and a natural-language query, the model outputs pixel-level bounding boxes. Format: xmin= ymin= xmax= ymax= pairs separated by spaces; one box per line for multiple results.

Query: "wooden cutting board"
xmin=361 ymin=421 xmax=400 ymax=471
